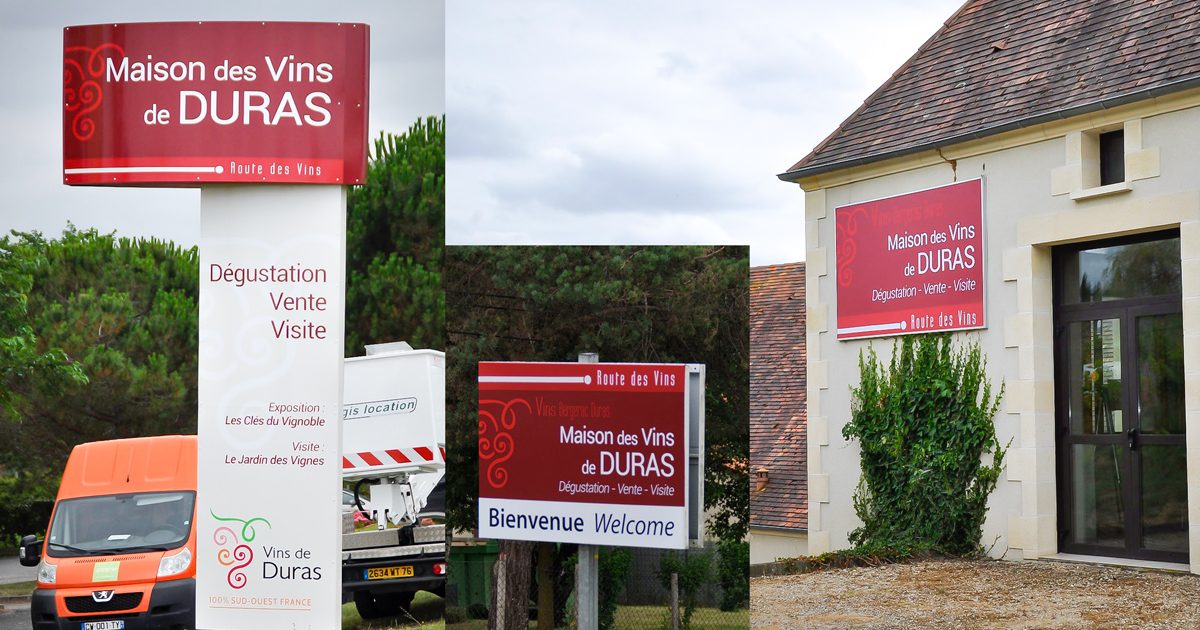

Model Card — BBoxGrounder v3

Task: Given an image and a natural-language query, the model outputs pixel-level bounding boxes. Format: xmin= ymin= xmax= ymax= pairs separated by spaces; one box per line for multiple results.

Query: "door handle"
xmin=1127 ymin=428 xmax=1139 ymax=450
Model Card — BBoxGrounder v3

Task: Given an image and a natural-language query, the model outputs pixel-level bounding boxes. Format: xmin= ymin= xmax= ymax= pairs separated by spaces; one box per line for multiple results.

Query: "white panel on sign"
xmin=197 ymin=185 xmax=346 ymax=630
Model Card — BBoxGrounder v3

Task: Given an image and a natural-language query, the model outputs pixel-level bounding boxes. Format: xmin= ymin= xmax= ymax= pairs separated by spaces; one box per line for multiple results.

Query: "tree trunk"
xmin=489 ymin=539 xmax=534 ymax=630
xmin=537 ymin=543 xmax=556 ymax=629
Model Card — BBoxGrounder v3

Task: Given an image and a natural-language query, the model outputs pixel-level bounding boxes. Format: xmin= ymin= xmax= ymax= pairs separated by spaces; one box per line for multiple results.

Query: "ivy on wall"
xmin=843 ymin=334 xmax=1006 ymax=556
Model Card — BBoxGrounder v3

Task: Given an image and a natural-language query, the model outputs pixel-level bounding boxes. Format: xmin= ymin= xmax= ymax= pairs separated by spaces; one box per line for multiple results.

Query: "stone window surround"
xmin=1004 ymin=190 xmax=1200 ymax=574
xmin=1051 ymin=118 xmax=1161 ymax=200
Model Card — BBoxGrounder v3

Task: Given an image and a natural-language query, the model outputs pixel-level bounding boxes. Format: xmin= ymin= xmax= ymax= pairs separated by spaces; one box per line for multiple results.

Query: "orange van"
xmin=20 ymin=435 xmax=197 ymax=630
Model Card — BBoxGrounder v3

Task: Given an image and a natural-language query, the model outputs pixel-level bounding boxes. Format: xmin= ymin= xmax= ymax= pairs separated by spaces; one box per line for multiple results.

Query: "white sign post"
xmin=197 ymin=185 xmax=346 ymax=629
xmin=576 ymin=353 xmax=599 ymax=630
xmin=60 ymin=20 xmax=368 ymax=630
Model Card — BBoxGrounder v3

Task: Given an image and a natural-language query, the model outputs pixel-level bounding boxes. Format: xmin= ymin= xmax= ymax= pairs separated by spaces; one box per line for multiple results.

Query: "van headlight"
xmin=37 ymin=561 xmax=56 ymax=585
xmin=158 ymin=547 xmax=192 ymax=578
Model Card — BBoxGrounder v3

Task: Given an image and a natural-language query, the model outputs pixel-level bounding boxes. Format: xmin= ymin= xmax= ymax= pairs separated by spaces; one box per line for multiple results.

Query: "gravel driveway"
xmin=751 ymin=558 xmax=1200 ymax=629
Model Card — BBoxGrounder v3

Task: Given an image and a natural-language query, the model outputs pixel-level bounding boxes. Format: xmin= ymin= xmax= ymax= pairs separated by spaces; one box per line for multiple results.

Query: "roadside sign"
xmin=62 ymin=21 xmax=369 ymax=186
xmin=58 ymin=19 xmax=370 ymax=630
xmin=478 ymin=362 xmax=701 ymax=549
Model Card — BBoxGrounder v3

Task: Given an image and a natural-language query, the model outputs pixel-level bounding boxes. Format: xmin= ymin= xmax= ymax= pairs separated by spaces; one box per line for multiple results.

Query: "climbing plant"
xmin=843 ymin=334 xmax=1005 ymax=555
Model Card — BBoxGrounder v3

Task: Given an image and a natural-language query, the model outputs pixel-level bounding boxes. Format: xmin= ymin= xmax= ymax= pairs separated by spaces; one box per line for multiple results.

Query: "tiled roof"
xmin=781 ymin=0 xmax=1200 ymax=180
xmin=749 ymin=262 xmax=807 ymax=531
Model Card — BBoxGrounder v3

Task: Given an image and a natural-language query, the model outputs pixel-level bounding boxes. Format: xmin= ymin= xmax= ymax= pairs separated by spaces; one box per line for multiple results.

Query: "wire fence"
xmin=446 ymin=539 xmax=749 ymax=629
xmin=610 ymin=543 xmax=748 ymax=630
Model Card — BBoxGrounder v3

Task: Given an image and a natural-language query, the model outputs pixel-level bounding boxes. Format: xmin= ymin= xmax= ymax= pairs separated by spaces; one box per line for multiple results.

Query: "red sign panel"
xmin=835 ymin=178 xmax=985 ymax=340
xmin=478 ymin=362 xmax=688 ymax=548
xmin=62 ymin=22 xmax=369 ymax=186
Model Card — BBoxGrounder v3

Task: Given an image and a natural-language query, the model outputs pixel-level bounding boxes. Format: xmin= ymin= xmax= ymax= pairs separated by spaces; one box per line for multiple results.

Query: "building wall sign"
xmin=62 ymin=22 xmax=369 ymax=186
xmin=477 ymin=362 xmax=691 ymax=549
xmin=835 ymin=178 xmax=986 ymax=340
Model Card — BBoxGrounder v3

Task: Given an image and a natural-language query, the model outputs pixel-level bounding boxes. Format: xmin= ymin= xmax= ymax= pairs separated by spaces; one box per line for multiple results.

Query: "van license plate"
xmin=82 ymin=622 xmax=124 ymax=630
xmin=365 ymin=565 xmax=414 ymax=580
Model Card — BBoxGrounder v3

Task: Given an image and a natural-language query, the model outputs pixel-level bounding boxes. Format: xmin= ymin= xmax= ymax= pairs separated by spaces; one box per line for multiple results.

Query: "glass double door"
xmin=1054 ymin=232 xmax=1187 ymax=563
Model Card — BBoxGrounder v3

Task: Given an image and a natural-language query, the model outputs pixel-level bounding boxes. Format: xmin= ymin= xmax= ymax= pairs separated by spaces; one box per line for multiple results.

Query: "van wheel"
xmin=354 ymin=590 xmax=414 ymax=619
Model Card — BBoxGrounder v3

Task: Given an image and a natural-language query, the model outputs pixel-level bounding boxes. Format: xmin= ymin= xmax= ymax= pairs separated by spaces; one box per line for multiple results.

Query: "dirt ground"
xmin=751 ymin=558 xmax=1200 ymax=629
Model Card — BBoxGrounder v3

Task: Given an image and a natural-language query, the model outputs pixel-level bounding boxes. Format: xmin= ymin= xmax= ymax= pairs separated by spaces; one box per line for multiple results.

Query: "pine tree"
xmin=345 ymin=116 xmax=445 ymax=354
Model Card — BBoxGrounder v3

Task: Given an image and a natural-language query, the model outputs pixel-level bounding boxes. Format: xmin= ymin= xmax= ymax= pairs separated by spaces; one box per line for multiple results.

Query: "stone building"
xmin=779 ymin=0 xmax=1200 ymax=571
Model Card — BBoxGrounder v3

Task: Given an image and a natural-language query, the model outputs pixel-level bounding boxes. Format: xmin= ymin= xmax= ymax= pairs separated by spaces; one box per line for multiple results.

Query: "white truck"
xmin=340 ymin=342 xmax=446 ymax=619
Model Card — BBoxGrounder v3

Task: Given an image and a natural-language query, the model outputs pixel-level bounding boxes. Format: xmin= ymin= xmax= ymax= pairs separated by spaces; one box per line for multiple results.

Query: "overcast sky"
xmin=0 ymin=1 xmax=443 ymax=248
xmin=0 ymin=1 xmax=967 ymax=266
xmin=446 ymin=1 xmax=965 ymax=265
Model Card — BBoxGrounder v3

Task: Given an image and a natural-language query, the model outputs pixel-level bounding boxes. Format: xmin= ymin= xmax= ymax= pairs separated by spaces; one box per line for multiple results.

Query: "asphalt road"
xmin=0 ymin=556 xmax=35 ymax=585
xmin=0 ymin=555 xmax=34 ymax=630
xmin=0 ymin=603 xmax=28 ymax=630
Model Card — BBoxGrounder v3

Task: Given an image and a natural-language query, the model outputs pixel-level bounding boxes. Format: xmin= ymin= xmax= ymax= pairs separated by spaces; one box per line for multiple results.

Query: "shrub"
xmin=598 ymin=547 xmax=631 ymax=630
xmin=443 ymin=606 xmax=468 ymax=623
xmin=466 ymin=602 xmax=488 ymax=619
xmin=716 ymin=539 xmax=748 ymax=610
xmin=843 ymin=334 xmax=1005 ymax=555
xmin=657 ymin=549 xmax=712 ymax=629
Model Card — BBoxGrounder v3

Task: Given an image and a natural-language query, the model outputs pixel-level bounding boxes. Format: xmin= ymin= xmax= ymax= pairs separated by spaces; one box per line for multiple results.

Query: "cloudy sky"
xmin=446 ymin=0 xmax=964 ymax=265
xmin=0 ymin=1 xmax=967 ymax=266
xmin=0 ymin=1 xmax=443 ymax=248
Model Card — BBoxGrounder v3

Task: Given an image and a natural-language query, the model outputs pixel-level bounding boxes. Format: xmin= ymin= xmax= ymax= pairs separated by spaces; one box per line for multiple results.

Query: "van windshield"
xmin=47 ymin=491 xmax=195 ymax=557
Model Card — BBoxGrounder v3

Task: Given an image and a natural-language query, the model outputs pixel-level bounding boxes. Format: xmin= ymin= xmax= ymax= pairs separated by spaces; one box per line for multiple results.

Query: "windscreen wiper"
xmin=108 ymin=545 xmax=173 ymax=553
xmin=48 ymin=542 xmax=104 ymax=555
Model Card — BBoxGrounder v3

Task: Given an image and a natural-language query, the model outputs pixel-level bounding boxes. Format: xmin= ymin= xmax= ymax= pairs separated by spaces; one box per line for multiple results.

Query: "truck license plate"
xmin=365 ymin=565 xmax=414 ymax=580
xmin=82 ymin=621 xmax=125 ymax=630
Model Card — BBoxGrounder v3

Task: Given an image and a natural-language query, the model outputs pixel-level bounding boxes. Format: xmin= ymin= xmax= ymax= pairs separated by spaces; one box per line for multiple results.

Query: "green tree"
xmin=445 ymin=245 xmax=749 ymax=538
xmin=445 ymin=245 xmax=749 ymax=628
xmin=345 ymin=116 xmax=445 ymax=355
xmin=0 ymin=234 xmax=87 ymax=421
xmin=0 ymin=233 xmax=89 ymax=542
xmin=0 ymin=227 xmax=198 ymax=529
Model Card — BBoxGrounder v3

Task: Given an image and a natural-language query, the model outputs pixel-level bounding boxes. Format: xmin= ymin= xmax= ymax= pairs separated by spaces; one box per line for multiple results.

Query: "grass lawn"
xmin=446 ymin=605 xmax=749 ymax=629
xmin=342 ymin=590 xmax=444 ymax=630
xmin=0 ymin=581 xmax=35 ymax=597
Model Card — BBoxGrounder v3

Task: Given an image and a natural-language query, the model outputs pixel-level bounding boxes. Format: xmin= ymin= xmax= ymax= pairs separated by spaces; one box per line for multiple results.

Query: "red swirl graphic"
xmin=227 ymin=544 xmax=253 ymax=589
xmin=837 ymin=206 xmax=871 ymax=288
xmin=479 ymin=398 xmax=529 ymax=489
xmin=63 ymin=43 xmax=124 ymax=142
